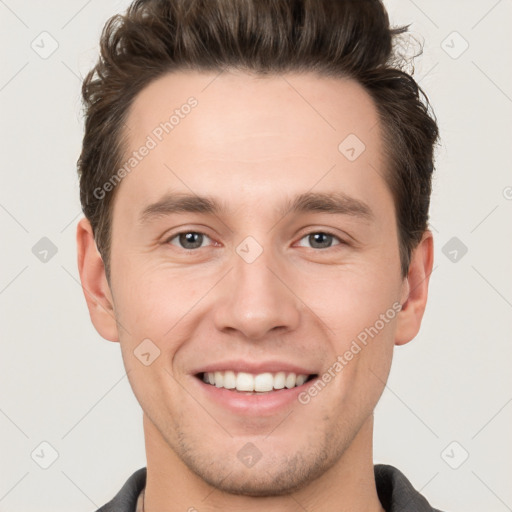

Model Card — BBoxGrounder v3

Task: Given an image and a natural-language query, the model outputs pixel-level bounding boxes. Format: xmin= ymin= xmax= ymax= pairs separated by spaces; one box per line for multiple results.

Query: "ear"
xmin=76 ymin=217 xmax=119 ymax=342
xmin=394 ymin=230 xmax=434 ymax=346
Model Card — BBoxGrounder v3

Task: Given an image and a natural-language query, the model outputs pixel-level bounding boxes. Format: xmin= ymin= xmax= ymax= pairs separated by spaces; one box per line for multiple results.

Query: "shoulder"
xmin=374 ymin=464 xmax=446 ymax=512
xmin=94 ymin=467 xmax=146 ymax=512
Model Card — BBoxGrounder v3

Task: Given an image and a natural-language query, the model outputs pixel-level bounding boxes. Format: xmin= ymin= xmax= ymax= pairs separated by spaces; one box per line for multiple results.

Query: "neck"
xmin=142 ymin=413 xmax=385 ymax=512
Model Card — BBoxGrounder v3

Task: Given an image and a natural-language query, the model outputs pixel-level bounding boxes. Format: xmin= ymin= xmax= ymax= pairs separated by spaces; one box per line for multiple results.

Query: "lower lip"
xmin=192 ymin=376 xmax=317 ymax=415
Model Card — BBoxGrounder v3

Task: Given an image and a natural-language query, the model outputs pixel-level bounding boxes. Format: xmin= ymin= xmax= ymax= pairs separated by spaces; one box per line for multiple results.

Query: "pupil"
xmin=180 ymin=232 xmax=203 ymax=249
xmin=310 ymin=233 xmax=331 ymax=248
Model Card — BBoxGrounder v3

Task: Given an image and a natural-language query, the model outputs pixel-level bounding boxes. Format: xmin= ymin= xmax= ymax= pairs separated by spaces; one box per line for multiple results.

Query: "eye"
xmin=167 ymin=231 xmax=213 ymax=250
xmin=165 ymin=230 xmax=345 ymax=251
xmin=296 ymin=231 xmax=344 ymax=249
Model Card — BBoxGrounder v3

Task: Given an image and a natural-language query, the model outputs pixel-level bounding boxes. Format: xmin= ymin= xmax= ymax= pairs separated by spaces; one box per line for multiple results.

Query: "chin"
xmin=178 ymin=442 xmax=334 ymax=497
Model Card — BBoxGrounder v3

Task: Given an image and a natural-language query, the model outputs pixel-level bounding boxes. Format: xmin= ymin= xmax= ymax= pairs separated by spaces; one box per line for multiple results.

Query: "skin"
xmin=77 ymin=70 xmax=433 ymax=512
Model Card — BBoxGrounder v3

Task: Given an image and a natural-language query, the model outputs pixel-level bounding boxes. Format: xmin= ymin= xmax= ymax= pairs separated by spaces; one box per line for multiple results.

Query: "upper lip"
xmin=192 ymin=359 xmax=317 ymax=376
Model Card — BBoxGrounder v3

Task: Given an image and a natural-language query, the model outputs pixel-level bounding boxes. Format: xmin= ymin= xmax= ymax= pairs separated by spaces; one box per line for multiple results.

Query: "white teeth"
xmin=214 ymin=371 xmax=224 ymax=388
xmin=202 ymin=371 xmax=311 ymax=392
xmin=223 ymin=370 xmax=236 ymax=389
xmin=254 ymin=372 xmax=274 ymax=392
xmin=273 ymin=371 xmax=286 ymax=389
xmin=236 ymin=372 xmax=254 ymax=391
xmin=296 ymin=374 xmax=307 ymax=386
xmin=285 ymin=373 xmax=296 ymax=389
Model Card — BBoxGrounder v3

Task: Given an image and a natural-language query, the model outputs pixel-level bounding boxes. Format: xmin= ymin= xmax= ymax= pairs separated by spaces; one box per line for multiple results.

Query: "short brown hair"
xmin=78 ymin=0 xmax=439 ymax=281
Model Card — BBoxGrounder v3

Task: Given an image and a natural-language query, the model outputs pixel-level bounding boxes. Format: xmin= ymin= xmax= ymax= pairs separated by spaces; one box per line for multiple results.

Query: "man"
xmin=76 ymin=0 xmax=443 ymax=510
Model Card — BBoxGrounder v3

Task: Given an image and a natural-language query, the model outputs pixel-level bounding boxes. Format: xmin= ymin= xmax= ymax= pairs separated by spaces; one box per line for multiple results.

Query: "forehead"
xmin=126 ymin=69 xmax=381 ymax=153
xmin=117 ymin=70 xmax=388 ymax=217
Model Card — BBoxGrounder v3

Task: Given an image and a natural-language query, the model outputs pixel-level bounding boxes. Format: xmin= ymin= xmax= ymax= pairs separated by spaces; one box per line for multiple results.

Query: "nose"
xmin=213 ymin=246 xmax=301 ymax=341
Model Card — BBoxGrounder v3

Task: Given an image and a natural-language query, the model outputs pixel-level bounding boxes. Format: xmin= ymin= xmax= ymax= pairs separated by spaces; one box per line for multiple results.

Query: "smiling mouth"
xmin=196 ymin=371 xmax=317 ymax=394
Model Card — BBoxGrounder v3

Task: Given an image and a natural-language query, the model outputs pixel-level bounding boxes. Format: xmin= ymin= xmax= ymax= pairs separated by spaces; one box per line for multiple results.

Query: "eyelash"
xmin=165 ymin=230 xmax=347 ymax=251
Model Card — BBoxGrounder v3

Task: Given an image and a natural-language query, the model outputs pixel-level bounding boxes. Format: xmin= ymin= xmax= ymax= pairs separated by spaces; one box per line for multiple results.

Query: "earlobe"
xmin=76 ymin=217 xmax=119 ymax=342
xmin=394 ymin=231 xmax=434 ymax=346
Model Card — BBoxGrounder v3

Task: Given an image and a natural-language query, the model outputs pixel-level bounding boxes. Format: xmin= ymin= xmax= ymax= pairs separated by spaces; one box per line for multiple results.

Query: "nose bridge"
xmin=213 ymin=238 xmax=301 ymax=340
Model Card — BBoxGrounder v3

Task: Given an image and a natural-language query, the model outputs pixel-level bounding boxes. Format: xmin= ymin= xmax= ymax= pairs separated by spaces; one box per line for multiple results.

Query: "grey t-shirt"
xmin=95 ymin=464 xmax=445 ymax=511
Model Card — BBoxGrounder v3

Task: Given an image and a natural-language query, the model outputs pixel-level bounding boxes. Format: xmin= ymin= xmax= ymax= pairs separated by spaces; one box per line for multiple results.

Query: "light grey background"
xmin=0 ymin=1 xmax=511 ymax=511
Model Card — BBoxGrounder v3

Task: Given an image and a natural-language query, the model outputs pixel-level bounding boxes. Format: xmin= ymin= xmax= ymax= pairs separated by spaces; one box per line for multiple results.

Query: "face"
xmin=87 ymin=70 xmax=415 ymax=495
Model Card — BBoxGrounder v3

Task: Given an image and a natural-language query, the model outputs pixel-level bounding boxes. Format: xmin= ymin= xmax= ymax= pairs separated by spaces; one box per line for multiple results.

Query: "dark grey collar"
xmin=96 ymin=464 xmax=445 ymax=512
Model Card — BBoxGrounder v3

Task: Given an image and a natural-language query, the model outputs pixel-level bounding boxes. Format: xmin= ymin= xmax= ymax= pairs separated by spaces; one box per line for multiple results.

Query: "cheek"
xmin=323 ymin=315 xmax=395 ymax=425
xmin=111 ymin=261 xmax=203 ymax=338
xmin=111 ymin=264 xmax=212 ymax=388
xmin=301 ymin=262 xmax=400 ymax=400
xmin=297 ymin=262 xmax=401 ymax=335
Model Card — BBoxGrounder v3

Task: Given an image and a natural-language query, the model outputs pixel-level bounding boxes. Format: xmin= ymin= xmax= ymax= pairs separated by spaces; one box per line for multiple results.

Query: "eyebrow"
xmin=139 ymin=191 xmax=374 ymax=224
